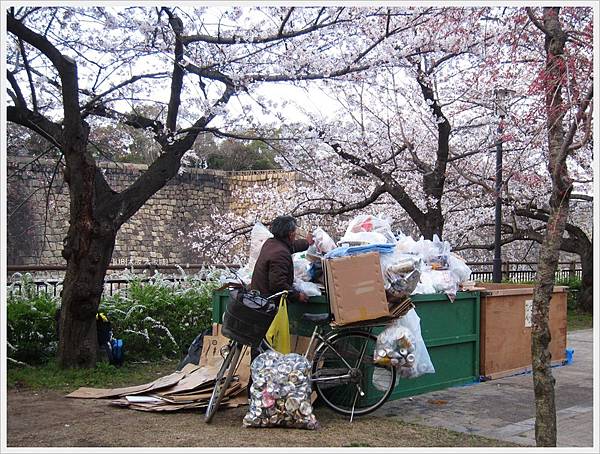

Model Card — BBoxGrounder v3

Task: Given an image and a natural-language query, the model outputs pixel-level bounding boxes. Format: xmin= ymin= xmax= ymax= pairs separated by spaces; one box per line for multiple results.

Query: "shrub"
xmin=7 ymin=274 xmax=60 ymax=365
xmin=556 ymin=276 xmax=582 ymax=311
xmin=7 ymin=269 xmax=222 ymax=365
xmin=100 ymin=269 xmax=220 ymax=361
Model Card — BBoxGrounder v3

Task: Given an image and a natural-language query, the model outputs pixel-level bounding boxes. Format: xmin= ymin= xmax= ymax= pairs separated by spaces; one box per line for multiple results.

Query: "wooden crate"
xmin=479 ymin=284 xmax=567 ymax=379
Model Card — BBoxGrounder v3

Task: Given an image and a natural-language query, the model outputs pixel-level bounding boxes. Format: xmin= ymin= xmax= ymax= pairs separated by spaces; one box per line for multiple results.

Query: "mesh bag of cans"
xmin=243 ymin=350 xmax=319 ymax=430
xmin=373 ymin=308 xmax=435 ymax=382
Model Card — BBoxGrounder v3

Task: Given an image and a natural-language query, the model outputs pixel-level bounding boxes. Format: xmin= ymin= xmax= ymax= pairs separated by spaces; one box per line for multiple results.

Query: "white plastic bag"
xmin=394 ymin=309 xmax=435 ymax=379
xmin=247 ymin=222 xmax=273 ymax=275
xmin=430 ymin=270 xmax=459 ymax=301
xmin=448 ymin=254 xmax=472 ymax=283
xmin=412 ymin=268 xmax=435 ymax=295
xmin=340 ymin=231 xmax=389 ymax=245
xmin=340 ymin=214 xmax=396 ymax=244
xmin=312 ymin=227 xmax=337 ymax=254
xmin=294 ymin=280 xmax=321 ymax=297
xmin=292 ymin=253 xmax=311 ymax=282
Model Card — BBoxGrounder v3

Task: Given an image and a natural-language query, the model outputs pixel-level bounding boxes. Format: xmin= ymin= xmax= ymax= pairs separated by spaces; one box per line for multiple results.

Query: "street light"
xmin=492 ymin=88 xmax=515 ymax=283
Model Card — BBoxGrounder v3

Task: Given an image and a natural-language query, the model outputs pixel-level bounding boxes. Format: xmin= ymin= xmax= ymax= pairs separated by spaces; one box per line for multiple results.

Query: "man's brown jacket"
xmin=250 ymin=237 xmax=309 ymax=302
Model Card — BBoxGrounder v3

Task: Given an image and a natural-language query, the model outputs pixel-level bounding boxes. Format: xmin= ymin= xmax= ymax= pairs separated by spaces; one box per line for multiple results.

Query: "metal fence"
xmin=6 ymin=277 xmax=190 ymax=299
xmin=468 ymin=261 xmax=581 ymax=283
xmin=6 ymin=261 xmax=582 ymax=298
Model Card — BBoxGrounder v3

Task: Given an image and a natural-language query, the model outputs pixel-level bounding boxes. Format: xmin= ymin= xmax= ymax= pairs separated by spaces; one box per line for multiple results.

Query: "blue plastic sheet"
xmin=324 ymin=243 xmax=395 ymax=259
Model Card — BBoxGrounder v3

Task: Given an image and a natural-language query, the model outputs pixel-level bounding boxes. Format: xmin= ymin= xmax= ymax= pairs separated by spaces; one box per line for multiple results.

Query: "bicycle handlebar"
xmin=267 ymin=290 xmax=289 ymax=300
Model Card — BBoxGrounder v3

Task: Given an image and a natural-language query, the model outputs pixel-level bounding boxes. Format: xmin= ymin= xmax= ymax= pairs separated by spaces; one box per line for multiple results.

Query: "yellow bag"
xmin=265 ymin=294 xmax=291 ymax=354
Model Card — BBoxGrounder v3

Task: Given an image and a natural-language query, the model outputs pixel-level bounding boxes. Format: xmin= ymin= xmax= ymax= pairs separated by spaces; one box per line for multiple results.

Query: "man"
xmin=251 ymin=215 xmax=313 ymax=303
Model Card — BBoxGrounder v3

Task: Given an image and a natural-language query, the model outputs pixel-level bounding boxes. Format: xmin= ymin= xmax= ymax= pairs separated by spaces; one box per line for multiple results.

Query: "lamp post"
xmin=492 ymin=88 xmax=515 ymax=283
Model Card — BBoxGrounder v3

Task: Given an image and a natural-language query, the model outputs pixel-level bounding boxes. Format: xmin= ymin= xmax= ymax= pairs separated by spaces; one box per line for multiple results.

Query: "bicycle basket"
xmin=221 ymin=291 xmax=277 ymax=347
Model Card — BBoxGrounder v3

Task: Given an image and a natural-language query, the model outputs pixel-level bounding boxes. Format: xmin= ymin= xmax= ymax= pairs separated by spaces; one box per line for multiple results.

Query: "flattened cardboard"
xmin=324 ymin=252 xmax=389 ymax=325
xmin=200 ymin=334 xmax=229 ymax=367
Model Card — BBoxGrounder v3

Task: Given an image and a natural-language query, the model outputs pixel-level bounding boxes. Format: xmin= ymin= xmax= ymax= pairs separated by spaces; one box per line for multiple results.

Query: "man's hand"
xmin=306 ymin=232 xmax=314 ymax=246
xmin=298 ymin=292 xmax=310 ymax=303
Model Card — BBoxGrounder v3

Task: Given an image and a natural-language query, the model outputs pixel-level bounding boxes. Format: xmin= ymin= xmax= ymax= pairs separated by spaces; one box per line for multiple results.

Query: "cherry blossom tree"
xmin=451 ymin=6 xmax=593 ymax=314
xmin=6 ymin=5 xmax=420 ymax=367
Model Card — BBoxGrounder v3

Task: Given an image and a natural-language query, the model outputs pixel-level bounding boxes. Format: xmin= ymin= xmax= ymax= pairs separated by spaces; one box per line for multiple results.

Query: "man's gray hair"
xmin=270 ymin=216 xmax=297 ymax=240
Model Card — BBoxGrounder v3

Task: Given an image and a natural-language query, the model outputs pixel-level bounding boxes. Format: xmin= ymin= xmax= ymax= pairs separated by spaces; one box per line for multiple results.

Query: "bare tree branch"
xmin=278 ymin=8 xmax=295 ymax=36
xmin=17 ymin=37 xmax=38 ymax=112
xmin=526 ymin=7 xmax=548 ymax=35
xmin=181 ymin=8 xmax=349 ymax=45
xmin=565 ymin=85 xmax=594 ymax=154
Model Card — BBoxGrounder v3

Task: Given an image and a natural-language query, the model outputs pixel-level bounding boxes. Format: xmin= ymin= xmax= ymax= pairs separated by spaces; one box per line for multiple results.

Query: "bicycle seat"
xmin=302 ymin=313 xmax=331 ymax=325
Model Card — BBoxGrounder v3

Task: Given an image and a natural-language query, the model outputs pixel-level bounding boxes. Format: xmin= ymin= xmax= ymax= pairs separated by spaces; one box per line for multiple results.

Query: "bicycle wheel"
xmin=311 ymin=330 xmax=396 ymax=417
xmin=204 ymin=340 xmax=243 ymax=423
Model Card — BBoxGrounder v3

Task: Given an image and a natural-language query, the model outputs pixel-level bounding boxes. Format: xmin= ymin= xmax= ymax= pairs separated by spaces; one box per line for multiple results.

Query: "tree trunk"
xmin=58 ymin=230 xmax=116 ymax=368
xmin=57 ymin=135 xmax=118 ymax=368
xmin=530 ymin=6 xmax=569 ymax=447
xmin=419 ymin=213 xmax=444 ymax=240
xmin=577 ymin=246 xmax=593 ymax=313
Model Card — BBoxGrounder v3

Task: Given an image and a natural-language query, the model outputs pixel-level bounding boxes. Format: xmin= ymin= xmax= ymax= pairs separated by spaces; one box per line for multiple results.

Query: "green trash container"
xmin=212 ymin=289 xmax=480 ymax=400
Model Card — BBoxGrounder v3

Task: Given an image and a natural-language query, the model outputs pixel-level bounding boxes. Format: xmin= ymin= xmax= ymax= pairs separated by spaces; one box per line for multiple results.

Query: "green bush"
xmin=7 ymin=274 xmax=60 ymax=365
xmin=100 ymin=271 xmax=220 ymax=361
xmin=556 ymin=276 xmax=582 ymax=310
xmin=7 ymin=270 xmax=221 ymax=365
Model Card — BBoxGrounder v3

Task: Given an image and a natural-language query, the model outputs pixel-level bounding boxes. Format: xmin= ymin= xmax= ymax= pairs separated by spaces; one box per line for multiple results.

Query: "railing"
xmin=7 ymin=277 xmax=190 ymax=299
xmin=467 ymin=261 xmax=581 ymax=283
xmin=6 ymin=261 xmax=581 ymax=298
xmin=6 ymin=263 xmax=240 ymax=298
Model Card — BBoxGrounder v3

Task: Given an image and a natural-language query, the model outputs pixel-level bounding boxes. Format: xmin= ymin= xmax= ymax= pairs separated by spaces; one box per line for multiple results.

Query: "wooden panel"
xmin=479 ymin=284 xmax=567 ymax=378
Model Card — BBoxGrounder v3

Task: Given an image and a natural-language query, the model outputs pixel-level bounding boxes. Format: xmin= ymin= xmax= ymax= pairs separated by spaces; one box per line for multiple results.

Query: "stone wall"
xmin=6 ymin=157 xmax=296 ymax=267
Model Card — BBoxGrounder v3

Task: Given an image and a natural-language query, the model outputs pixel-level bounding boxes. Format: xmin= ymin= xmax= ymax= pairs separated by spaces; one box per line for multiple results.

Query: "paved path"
xmin=373 ymin=329 xmax=595 ymax=448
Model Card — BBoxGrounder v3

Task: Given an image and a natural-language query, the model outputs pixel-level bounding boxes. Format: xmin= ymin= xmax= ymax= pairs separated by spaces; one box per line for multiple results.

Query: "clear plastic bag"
xmin=394 ymin=309 xmax=435 ymax=378
xmin=374 ymin=322 xmax=416 ymax=368
xmin=386 ymin=269 xmax=421 ymax=300
xmin=243 ymin=351 xmax=319 ymax=429
xmin=247 ymin=222 xmax=273 ymax=275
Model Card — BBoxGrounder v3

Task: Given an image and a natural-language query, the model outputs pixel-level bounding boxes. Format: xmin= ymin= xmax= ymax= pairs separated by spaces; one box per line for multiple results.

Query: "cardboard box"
xmin=323 ymin=252 xmax=390 ymax=325
xmin=479 ymin=284 xmax=567 ymax=379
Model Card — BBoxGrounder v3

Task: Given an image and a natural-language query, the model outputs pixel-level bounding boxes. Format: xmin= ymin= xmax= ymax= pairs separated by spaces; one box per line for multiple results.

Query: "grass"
xmin=567 ymin=308 xmax=593 ymax=332
xmin=7 ymin=358 xmax=180 ymax=392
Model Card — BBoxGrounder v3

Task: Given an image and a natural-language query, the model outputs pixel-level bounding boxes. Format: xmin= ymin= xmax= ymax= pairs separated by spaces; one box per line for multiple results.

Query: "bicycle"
xmin=204 ymin=290 xmax=397 ymax=423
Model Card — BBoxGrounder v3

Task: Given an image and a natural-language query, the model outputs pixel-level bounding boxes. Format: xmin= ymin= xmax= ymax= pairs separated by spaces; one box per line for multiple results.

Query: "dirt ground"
xmin=6 ymin=389 xmax=520 ymax=448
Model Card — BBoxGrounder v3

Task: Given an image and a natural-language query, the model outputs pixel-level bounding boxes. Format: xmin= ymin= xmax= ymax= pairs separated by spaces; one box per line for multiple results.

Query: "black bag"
xmin=177 ymin=327 xmax=213 ymax=370
xmin=221 ymin=290 xmax=277 ymax=347
xmin=96 ymin=312 xmax=113 ymax=345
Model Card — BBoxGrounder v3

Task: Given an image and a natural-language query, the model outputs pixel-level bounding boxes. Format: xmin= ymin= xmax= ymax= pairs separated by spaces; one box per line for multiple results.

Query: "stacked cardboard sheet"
xmin=330 ymin=297 xmax=414 ymax=329
xmin=66 ymin=335 xmax=251 ymax=412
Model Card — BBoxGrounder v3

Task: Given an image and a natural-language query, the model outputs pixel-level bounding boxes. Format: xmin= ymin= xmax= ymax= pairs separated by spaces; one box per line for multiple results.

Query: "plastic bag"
xmin=374 ymin=322 xmax=416 ymax=367
xmin=448 ymin=254 xmax=472 ymax=283
xmin=265 ymin=295 xmax=291 ymax=354
xmin=386 ymin=269 xmax=421 ymax=300
xmin=243 ymin=351 xmax=319 ymax=429
xmin=292 ymin=253 xmax=311 ymax=282
xmin=312 ymin=227 xmax=336 ymax=254
xmin=430 ymin=270 xmax=459 ymax=301
xmin=340 ymin=214 xmax=396 ymax=244
xmin=375 ymin=309 xmax=435 ymax=381
xmin=294 ymin=280 xmax=321 ymax=297
xmin=247 ymin=222 xmax=273 ymax=275
xmin=339 ymin=231 xmax=389 ymax=245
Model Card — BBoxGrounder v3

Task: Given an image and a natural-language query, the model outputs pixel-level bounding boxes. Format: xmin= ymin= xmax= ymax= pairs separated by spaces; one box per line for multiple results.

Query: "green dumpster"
xmin=212 ymin=289 xmax=480 ymax=400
